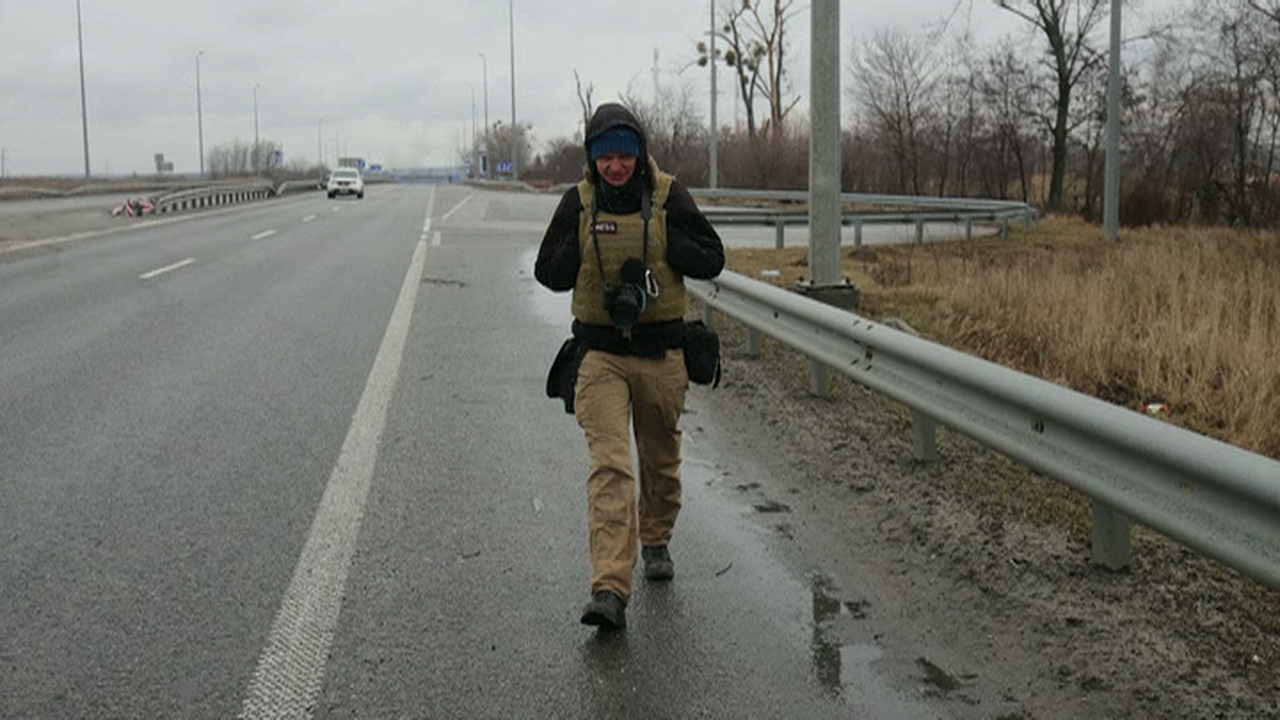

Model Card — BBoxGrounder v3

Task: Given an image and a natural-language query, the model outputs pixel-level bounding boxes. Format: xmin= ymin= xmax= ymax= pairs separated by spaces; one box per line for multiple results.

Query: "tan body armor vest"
xmin=571 ymin=166 xmax=687 ymax=326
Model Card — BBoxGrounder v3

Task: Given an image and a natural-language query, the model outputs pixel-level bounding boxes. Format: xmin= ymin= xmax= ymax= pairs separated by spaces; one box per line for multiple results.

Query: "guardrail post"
xmin=775 ymin=222 xmax=785 ymax=249
xmin=1090 ymin=499 xmax=1132 ymax=571
xmin=910 ymin=409 xmax=937 ymax=462
xmin=965 ymin=219 xmax=974 ymax=242
xmin=854 ymin=218 xmax=863 ymax=248
xmin=809 ymin=359 xmax=829 ymax=397
xmin=747 ymin=328 xmax=763 ymax=357
xmin=1001 ymin=218 xmax=1010 ymax=240
xmin=915 ymin=219 xmax=925 ymax=244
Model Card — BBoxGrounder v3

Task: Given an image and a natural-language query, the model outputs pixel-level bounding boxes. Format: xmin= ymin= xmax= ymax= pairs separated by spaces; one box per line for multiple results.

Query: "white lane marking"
xmin=431 ymin=230 xmax=441 ymax=248
xmin=240 ymin=239 xmax=428 ymax=719
xmin=252 ymin=230 xmax=277 ymax=241
xmin=332 ymin=207 xmax=341 ymax=213
xmin=420 ymin=185 xmax=438 ymax=234
xmin=441 ymin=193 xmax=473 ymax=222
xmin=303 ymin=215 xmax=317 ymax=223
xmin=138 ymin=258 xmax=196 ymax=280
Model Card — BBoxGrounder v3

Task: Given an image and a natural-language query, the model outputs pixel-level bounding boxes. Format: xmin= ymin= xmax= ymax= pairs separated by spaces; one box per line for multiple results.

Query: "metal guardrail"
xmin=688 ymin=271 xmax=1280 ymax=589
xmin=692 ymin=189 xmax=1037 ymax=247
xmin=150 ymin=180 xmax=315 ymax=214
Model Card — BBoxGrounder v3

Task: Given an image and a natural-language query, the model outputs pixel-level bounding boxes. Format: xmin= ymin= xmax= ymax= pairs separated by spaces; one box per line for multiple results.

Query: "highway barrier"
xmin=688 ymin=270 xmax=1280 ymax=589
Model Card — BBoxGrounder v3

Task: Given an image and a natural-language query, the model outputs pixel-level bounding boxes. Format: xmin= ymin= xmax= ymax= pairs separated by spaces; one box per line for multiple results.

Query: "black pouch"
xmin=545 ymin=338 xmax=587 ymax=413
xmin=682 ymin=321 xmax=721 ymax=388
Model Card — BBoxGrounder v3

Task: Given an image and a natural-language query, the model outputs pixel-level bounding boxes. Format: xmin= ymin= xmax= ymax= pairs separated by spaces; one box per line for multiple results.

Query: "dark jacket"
xmin=534 ymin=103 xmax=725 ymax=356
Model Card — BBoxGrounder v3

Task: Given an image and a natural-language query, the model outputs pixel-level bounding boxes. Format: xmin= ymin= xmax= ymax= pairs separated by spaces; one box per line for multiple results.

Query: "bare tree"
xmin=622 ymin=82 xmax=710 ymax=186
xmin=574 ymin=70 xmax=595 ymax=134
xmin=696 ymin=0 xmax=801 ymax=139
xmin=977 ymin=43 xmax=1039 ymax=202
xmin=487 ymin=120 xmax=533 ymax=179
xmin=995 ymin=0 xmax=1109 ymax=210
xmin=850 ymin=28 xmax=940 ymax=194
xmin=1248 ymin=0 xmax=1280 ymax=23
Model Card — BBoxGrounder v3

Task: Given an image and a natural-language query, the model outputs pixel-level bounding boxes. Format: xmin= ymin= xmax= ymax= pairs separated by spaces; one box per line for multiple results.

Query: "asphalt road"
xmin=1 ymin=186 xmax=967 ymax=718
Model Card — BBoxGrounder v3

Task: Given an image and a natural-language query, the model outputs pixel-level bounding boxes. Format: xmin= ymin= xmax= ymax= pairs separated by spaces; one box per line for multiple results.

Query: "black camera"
xmin=605 ymin=258 xmax=648 ymax=329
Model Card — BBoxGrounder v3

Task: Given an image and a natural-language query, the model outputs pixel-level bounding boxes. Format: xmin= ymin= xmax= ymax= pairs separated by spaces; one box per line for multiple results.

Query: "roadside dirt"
xmin=695 ymin=313 xmax=1280 ymax=719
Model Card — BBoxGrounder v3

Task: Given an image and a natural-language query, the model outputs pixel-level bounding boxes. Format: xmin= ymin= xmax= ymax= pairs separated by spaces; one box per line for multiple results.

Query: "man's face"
xmin=595 ymin=153 xmax=637 ymax=187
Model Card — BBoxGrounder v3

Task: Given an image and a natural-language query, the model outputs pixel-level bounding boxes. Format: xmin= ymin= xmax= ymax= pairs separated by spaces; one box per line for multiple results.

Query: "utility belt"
xmin=545 ymin=318 xmax=721 ymax=414
xmin=571 ymin=319 xmax=685 ymax=358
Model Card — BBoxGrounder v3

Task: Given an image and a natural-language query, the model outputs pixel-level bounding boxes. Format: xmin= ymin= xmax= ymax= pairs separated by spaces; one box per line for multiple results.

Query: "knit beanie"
xmin=589 ymin=126 xmax=641 ymax=161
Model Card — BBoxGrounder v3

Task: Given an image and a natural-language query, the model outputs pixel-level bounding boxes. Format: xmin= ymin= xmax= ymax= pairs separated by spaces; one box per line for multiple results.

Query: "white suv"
xmin=327 ymin=168 xmax=365 ymax=199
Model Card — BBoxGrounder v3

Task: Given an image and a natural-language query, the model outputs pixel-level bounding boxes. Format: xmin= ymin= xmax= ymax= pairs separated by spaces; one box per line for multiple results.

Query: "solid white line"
xmin=303 ymin=215 xmax=317 ymax=223
xmin=252 ymin=230 xmax=277 ymax=241
xmin=240 ymin=239 xmax=428 ymax=720
xmin=431 ymin=231 xmax=441 ymax=248
xmin=441 ymin=193 xmax=473 ymax=222
xmin=138 ymin=258 xmax=195 ymax=280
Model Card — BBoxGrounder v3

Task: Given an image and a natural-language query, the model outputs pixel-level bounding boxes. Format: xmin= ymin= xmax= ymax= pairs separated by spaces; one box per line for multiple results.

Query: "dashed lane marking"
xmin=138 ymin=258 xmax=196 ymax=280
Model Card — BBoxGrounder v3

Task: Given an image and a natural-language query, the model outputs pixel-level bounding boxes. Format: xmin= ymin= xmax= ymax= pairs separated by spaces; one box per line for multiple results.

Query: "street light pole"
xmin=253 ymin=84 xmax=261 ymax=175
xmin=709 ymin=0 xmax=718 ymax=188
xmin=196 ymin=50 xmax=205 ymax=177
xmin=317 ymin=118 xmax=324 ymax=169
xmin=479 ymin=52 xmax=489 ymax=178
xmin=509 ymin=0 xmax=518 ymax=180
xmin=1104 ymin=0 xmax=1122 ymax=241
xmin=76 ymin=0 xmax=91 ymax=180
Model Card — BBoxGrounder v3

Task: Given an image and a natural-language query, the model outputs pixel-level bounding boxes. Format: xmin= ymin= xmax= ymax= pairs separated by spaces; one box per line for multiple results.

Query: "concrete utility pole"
xmin=196 ymin=51 xmax=205 ymax=177
xmin=809 ymin=0 xmax=841 ymax=288
xmin=709 ymin=0 xmax=718 ymax=188
xmin=509 ymin=0 xmax=518 ymax=180
xmin=1104 ymin=0 xmax=1122 ymax=241
xmin=805 ymin=0 xmax=847 ymax=396
xmin=76 ymin=0 xmax=91 ymax=180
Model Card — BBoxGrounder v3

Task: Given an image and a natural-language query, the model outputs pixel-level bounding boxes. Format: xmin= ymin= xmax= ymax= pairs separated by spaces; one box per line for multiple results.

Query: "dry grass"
xmin=726 ymin=215 xmax=1280 ymax=460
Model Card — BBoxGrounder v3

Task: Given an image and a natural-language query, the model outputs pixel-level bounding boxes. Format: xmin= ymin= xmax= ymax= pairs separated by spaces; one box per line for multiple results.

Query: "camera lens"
xmin=607 ymin=284 xmax=646 ymax=329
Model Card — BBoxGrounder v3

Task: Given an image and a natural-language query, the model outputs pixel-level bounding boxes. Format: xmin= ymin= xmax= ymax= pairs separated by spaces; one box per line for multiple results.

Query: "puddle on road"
xmin=808 ymin=573 xmax=965 ymax=714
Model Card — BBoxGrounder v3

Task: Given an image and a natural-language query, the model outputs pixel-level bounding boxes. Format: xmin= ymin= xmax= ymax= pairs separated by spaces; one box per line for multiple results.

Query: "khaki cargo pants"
xmin=574 ymin=348 xmax=688 ymax=601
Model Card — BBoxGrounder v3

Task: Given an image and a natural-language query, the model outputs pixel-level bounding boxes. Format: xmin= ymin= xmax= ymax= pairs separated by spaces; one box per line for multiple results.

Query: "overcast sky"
xmin=0 ymin=0 xmax=1177 ymax=177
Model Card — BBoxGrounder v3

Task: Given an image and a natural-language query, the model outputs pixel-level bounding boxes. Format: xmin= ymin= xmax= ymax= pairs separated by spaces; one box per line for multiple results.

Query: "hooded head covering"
xmin=583 ymin=103 xmax=652 ymax=208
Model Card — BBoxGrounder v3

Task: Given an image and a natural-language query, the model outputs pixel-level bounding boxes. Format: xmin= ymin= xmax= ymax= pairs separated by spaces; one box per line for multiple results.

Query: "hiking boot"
xmin=642 ymin=545 xmax=675 ymax=581
xmin=580 ymin=590 xmax=626 ymax=630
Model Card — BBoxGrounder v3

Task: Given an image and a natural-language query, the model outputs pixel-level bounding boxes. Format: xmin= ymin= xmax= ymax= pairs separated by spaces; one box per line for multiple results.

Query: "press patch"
xmin=592 ymin=221 xmax=619 ymax=234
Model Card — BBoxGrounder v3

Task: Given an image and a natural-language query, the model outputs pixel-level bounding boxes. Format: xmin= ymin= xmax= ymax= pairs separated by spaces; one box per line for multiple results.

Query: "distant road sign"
xmin=369 ymin=164 xmax=382 ymax=172
xmin=497 ymin=160 xmax=513 ymax=174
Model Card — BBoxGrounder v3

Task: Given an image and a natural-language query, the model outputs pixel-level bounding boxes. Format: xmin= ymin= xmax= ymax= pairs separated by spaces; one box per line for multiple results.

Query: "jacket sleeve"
xmin=664 ymin=181 xmax=725 ymax=280
xmin=535 ymin=189 xmax=583 ymax=292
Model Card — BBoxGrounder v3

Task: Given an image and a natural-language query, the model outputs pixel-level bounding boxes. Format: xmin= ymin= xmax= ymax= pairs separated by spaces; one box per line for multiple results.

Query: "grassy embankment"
xmin=727 ymin=214 xmax=1280 ymax=462
xmin=724 ymin=215 xmax=1280 ymax=658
